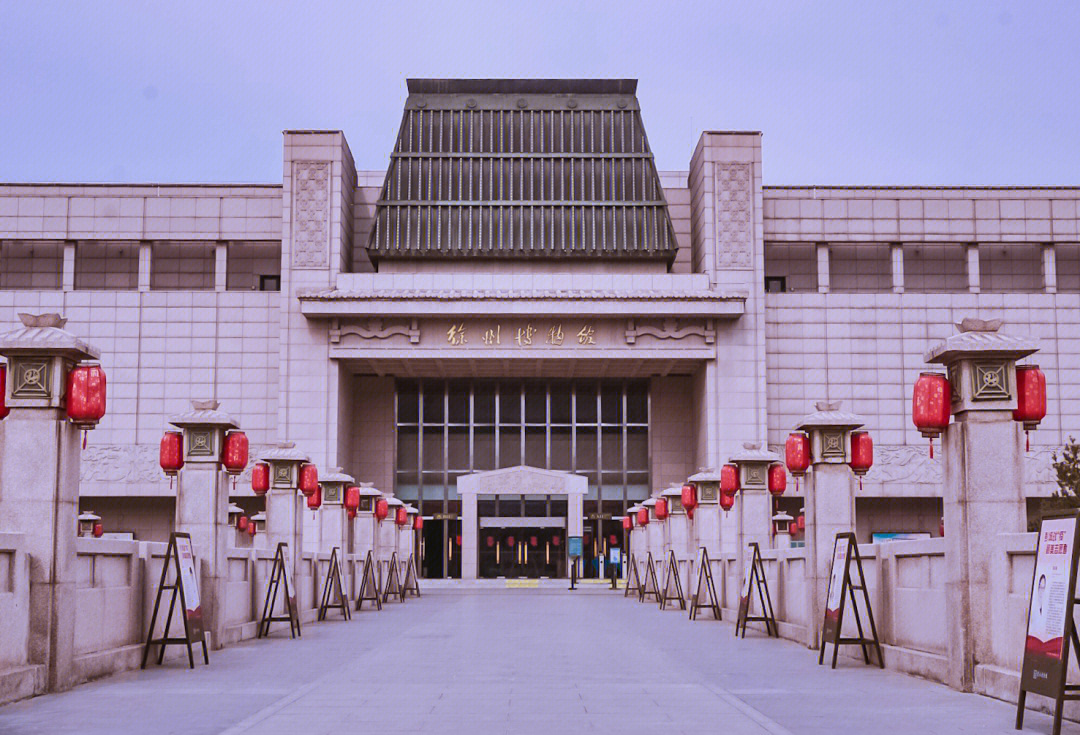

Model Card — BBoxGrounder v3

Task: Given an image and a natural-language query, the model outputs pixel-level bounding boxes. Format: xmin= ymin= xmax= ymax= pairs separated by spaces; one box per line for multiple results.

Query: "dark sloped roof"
xmin=367 ymin=79 xmax=678 ymax=262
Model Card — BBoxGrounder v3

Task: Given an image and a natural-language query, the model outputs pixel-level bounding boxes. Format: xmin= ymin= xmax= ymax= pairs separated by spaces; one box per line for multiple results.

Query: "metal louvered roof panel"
xmin=367 ymin=79 xmax=678 ymax=262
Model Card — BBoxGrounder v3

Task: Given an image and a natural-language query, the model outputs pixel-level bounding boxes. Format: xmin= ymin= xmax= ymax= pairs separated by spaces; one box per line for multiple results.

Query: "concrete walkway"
xmin=0 ymin=587 xmax=1073 ymax=735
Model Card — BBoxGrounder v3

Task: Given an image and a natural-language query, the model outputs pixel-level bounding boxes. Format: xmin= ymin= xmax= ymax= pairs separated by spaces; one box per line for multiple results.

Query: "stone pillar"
xmin=1043 ymin=243 xmax=1057 ymax=294
xmin=967 ymin=244 xmax=981 ymax=293
xmin=353 ymin=483 xmax=382 ymax=560
xmin=214 ymin=241 xmax=228 ymax=292
xmin=260 ymin=442 xmax=309 ymax=584
xmin=62 ymin=242 xmax=76 ymax=292
xmin=816 ymin=243 xmax=830 ymax=293
xmin=926 ymin=318 xmax=1035 ymax=691
xmin=137 ymin=242 xmax=151 ymax=292
xmin=0 ymin=313 xmax=99 ymax=692
xmin=378 ymin=497 xmax=403 ymax=583
xmin=729 ymin=442 xmax=782 ymax=594
xmin=891 ymin=243 xmax=905 ymax=293
xmin=169 ymin=399 xmax=239 ymax=650
xmin=797 ymin=401 xmax=865 ymax=648
xmin=661 ymin=486 xmax=691 ymax=589
xmin=318 ymin=468 xmax=354 ymax=555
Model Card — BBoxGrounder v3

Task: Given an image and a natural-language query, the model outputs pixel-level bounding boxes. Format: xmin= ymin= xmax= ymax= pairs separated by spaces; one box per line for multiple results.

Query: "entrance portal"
xmin=458 ymin=466 xmax=587 ymax=580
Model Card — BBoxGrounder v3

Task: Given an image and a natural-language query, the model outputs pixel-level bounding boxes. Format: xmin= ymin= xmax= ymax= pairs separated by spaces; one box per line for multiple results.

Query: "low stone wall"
xmin=0 ymin=533 xmax=42 ymax=704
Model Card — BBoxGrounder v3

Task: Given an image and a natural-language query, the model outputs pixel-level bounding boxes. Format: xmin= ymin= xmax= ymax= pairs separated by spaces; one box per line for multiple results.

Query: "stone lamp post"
xmin=688 ymin=468 xmax=722 ymax=558
xmin=353 ymin=483 xmax=382 ymax=559
xmin=925 ymin=318 xmax=1037 ymax=691
xmin=795 ymin=401 xmax=865 ymax=649
xmin=260 ymin=442 xmax=310 ymax=583
xmin=729 ymin=442 xmax=783 ymax=591
xmin=773 ymin=509 xmax=794 ymax=550
xmin=318 ymin=468 xmax=354 ymax=555
xmin=168 ymin=399 xmax=240 ymax=651
xmin=0 ymin=313 xmax=100 ymax=692
xmin=379 ymin=496 xmax=404 ymax=581
xmin=77 ymin=510 xmax=101 ymax=538
xmin=661 ymin=484 xmax=690 ymax=589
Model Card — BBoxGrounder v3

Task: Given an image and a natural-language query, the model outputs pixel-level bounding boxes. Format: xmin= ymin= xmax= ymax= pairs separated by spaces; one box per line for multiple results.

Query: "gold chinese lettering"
xmin=447 ymin=323 xmax=467 ymax=345
xmin=547 ymin=324 xmax=564 ymax=346
xmin=515 ymin=324 xmax=536 ymax=346
xmin=577 ymin=325 xmax=596 ymax=345
xmin=482 ymin=326 xmax=501 ymax=345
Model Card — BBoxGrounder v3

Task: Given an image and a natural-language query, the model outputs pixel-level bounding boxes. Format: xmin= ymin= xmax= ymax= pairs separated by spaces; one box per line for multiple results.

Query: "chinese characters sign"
xmin=445 ymin=321 xmax=598 ymax=348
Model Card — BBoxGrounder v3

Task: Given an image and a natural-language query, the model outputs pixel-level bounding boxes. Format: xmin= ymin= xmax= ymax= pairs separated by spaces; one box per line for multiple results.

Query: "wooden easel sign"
xmin=1016 ymin=511 xmax=1080 ymax=735
xmin=356 ymin=550 xmax=382 ymax=611
xmin=141 ymin=532 xmax=208 ymax=669
xmin=258 ymin=543 xmax=301 ymax=639
xmin=624 ymin=553 xmax=642 ymax=598
xmin=735 ymin=542 xmax=777 ymax=638
xmin=317 ymin=547 xmax=350 ymax=622
xmin=817 ymin=532 xmax=883 ymax=669
xmin=382 ymin=551 xmax=404 ymax=603
xmin=403 ymin=553 xmax=421 ymax=598
xmin=659 ymin=550 xmax=687 ymax=610
xmin=689 ymin=547 xmax=722 ymax=621
xmin=639 ymin=552 xmax=660 ymax=603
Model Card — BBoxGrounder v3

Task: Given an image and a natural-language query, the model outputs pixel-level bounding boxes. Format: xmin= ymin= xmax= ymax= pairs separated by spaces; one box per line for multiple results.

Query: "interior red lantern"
xmin=375 ymin=498 xmax=389 ymax=521
xmin=237 ymin=515 xmax=249 ymax=531
xmin=552 ymin=535 xmax=561 ymax=547
xmin=1014 ymin=365 xmax=1047 ymax=452
xmin=796 ymin=513 xmax=805 ymax=532
xmin=298 ymin=463 xmax=319 ymax=497
xmin=636 ymin=508 xmax=649 ymax=527
xmin=395 ymin=506 xmax=408 ymax=526
xmin=66 ymin=361 xmax=107 ymax=447
xmin=306 ymin=486 xmax=322 ymax=510
xmin=654 ymin=498 xmax=669 ymax=521
xmin=767 ymin=464 xmax=786 ymax=496
xmin=344 ymin=485 xmax=360 ymax=512
xmin=413 ymin=515 xmax=424 ymax=531
xmin=506 ymin=535 xmax=515 ymax=547
xmin=251 ymin=462 xmax=270 ymax=495
xmin=222 ymin=431 xmax=248 ymax=475
xmin=92 ymin=522 xmax=103 ymax=538
xmin=530 ymin=536 xmax=538 ymax=547
xmin=159 ymin=431 xmax=184 ymax=484
xmin=681 ymin=483 xmax=698 ymax=520
xmin=456 ymin=535 xmax=462 ymax=546
xmin=0 ymin=364 xmax=9 ymax=420
xmin=486 ymin=535 xmax=495 ymax=548
xmin=608 ymin=534 xmax=618 ymax=546
xmin=849 ymin=431 xmax=873 ymax=489
xmin=622 ymin=515 xmax=633 ymax=531
xmin=913 ymin=372 xmax=951 ymax=457
xmin=247 ymin=522 xmax=257 ymax=537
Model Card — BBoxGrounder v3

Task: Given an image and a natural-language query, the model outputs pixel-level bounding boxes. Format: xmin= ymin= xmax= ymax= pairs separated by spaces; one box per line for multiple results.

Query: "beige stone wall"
xmin=649 ymin=376 xmax=696 ymax=489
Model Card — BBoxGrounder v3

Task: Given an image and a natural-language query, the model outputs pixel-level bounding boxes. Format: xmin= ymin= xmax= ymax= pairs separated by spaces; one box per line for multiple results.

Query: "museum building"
xmin=1 ymin=78 xmax=1078 ymax=579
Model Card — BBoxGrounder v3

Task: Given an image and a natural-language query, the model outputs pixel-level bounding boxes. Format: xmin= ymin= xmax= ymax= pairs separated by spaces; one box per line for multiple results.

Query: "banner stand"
xmin=1017 ymin=511 xmax=1080 ymax=735
xmin=689 ymin=547 xmax=722 ymax=621
xmin=659 ymin=549 xmax=687 ymax=611
xmin=735 ymin=542 xmax=777 ymax=638
xmin=141 ymin=532 xmax=208 ymax=669
xmin=639 ymin=552 xmax=660 ymax=603
xmin=317 ymin=547 xmax=350 ymax=622
xmin=356 ymin=550 xmax=382 ymax=611
xmin=817 ymin=532 xmax=882 ymax=669
xmin=258 ymin=543 xmax=301 ymax=639
xmin=624 ymin=553 xmax=642 ymax=598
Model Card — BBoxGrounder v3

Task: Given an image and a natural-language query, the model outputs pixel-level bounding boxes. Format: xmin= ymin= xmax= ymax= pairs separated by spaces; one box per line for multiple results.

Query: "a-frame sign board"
xmin=1016 ymin=511 xmax=1080 ymax=735
xmin=317 ymin=547 xmax=351 ymax=622
xmin=141 ymin=533 xmax=208 ymax=669
xmin=624 ymin=553 xmax=642 ymax=598
xmin=818 ymin=532 xmax=883 ymax=669
xmin=403 ymin=553 xmax=421 ymax=598
xmin=639 ymin=552 xmax=660 ymax=603
xmin=355 ymin=550 xmax=382 ymax=611
xmin=258 ymin=543 xmax=301 ymax=639
xmin=689 ymin=547 xmax=722 ymax=621
xmin=735 ymin=542 xmax=777 ymax=638
xmin=659 ymin=550 xmax=687 ymax=611
xmin=382 ymin=551 xmax=405 ymax=603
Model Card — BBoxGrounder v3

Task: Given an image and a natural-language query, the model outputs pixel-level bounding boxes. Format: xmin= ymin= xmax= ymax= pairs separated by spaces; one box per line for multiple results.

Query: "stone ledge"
xmin=0 ymin=663 xmax=45 ymax=706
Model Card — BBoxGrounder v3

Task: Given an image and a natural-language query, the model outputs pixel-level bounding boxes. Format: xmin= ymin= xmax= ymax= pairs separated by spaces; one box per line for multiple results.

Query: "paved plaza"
xmin=0 ymin=587 xmax=1070 ymax=735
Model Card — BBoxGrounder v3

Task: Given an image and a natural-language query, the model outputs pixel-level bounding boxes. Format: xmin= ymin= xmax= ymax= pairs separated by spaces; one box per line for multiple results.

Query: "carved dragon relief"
xmin=625 ymin=318 xmax=715 ymax=345
xmin=80 ymin=444 xmax=274 ymax=491
xmin=330 ymin=318 xmax=421 ymax=346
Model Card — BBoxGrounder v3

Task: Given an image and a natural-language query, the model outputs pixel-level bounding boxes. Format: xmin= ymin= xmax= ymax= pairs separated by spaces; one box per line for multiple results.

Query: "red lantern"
xmin=66 ymin=361 xmax=106 ymax=447
xmin=222 ymin=431 xmax=248 ymax=475
xmin=797 ymin=513 xmax=805 ymax=532
xmin=768 ymin=464 xmax=787 ymax=496
xmin=247 ymin=522 xmax=257 ymax=538
xmin=654 ymin=498 xmax=669 ymax=521
xmin=681 ymin=484 xmax=698 ymax=520
xmin=608 ymin=534 xmax=618 ymax=546
xmin=93 ymin=522 xmax=103 ymax=538
xmin=237 ymin=515 xmax=249 ymax=531
xmin=375 ymin=498 xmax=389 ymax=521
xmin=636 ymin=508 xmax=649 ymax=527
xmin=347 ymin=508 xmax=357 ymax=520
xmin=721 ymin=464 xmax=740 ymax=496
xmin=530 ymin=536 xmax=538 ymax=548
xmin=298 ymin=463 xmax=319 ymax=497
xmin=719 ymin=491 xmax=735 ymax=512
xmin=344 ymin=485 xmax=360 ymax=512
xmin=939 ymin=518 xmax=945 ymax=537
xmin=622 ymin=515 xmax=633 ymax=531
xmin=486 ymin=535 xmax=495 ymax=548
xmin=306 ymin=485 xmax=322 ymax=510
xmin=785 ymin=432 xmax=810 ymax=492
xmin=0 ymin=364 xmax=9 ymax=420
xmin=395 ymin=506 xmax=408 ymax=527
xmin=1014 ymin=365 xmax=1047 ymax=452
xmin=251 ymin=462 xmax=270 ymax=495
xmin=552 ymin=535 xmax=561 ymax=547
xmin=456 ymin=535 xmax=462 ymax=546
xmin=913 ymin=372 xmax=951 ymax=457
xmin=413 ymin=515 xmax=424 ymax=531
xmin=849 ymin=431 xmax=873 ymax=490
xmin=159 ymin=431 xmax=184 ymax=484
xmin=506 ymin=535 xmax=515 ymax=548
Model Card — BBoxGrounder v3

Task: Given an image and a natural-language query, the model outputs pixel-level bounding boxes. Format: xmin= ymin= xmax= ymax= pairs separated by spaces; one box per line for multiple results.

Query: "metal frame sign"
xmin=1017 ymin=511 xmax=1080 ymax=735
xmin=141 ymin=532 xmax=208 ymax=669
xmin=568 ymin=535 xmax=583 ymax=558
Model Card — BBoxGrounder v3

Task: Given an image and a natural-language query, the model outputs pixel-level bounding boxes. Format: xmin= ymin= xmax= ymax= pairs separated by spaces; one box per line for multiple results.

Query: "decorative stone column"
xmin=168 ymin=399 xmax=239 ymax=651
xmin=688 ymin=469 xmax=722 ymax=602
xmin=797 ymin=401 xmax=865 ymax=648
xmin=661 ymin=485 xmax=691 ymax=590
xmin=378 ymin=497 xmax=403 ymax=583
xmin=926 ymin=318 xmax=1035 ymax=691
xmin=353 ymin=483 xmax=382 ymax=560
xmin=729 ymin=442 xmax=782 ymax=591
xmin=317 ymin=468 xmax=354 ymax=555
xmin=260 ymin=442 xmax=309 ymax=583
xmin=0 ymin=313 xmax=99 ymax=692
xmin=643 ymin=497 xmax=663 ymax=576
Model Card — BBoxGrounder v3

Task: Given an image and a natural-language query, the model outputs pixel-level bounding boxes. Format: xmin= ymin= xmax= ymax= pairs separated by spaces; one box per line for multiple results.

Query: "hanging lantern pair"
xmin=237 ymin=515 xmax=249 ymax=532
xmin=719 ymin=464 xmax=739 ymax=512
xmin=681 ymin=484 xmax=698 ymax=520
xmin=306 ymin=486 xmax=322 ymax=510
xmin=298 ymin=464 xmax=319 ymax=497
xmin=67 ymin=361 xmax=107 ymax=448
xmin=344 ymin=485 xmax=361 ymax=512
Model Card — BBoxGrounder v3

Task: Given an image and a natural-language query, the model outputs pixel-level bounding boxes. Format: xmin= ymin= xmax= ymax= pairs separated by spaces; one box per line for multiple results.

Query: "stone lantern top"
xmin=729 ymin=441 xmax=782 ymax=464
xmin=688 ymin=467 xmax=721 ymax=483
xmin=796 ymin=401 xmax=865 ymax=432
xmin=627 ymin=504 xmax=643 ymax=513
xmin=320 ymin=467 xmax=355 ymax=485
xmin=641 ymin=497 xmax=658 ymax=507
xmin=356 ymin=482 xmax=383 ymax=497
xmin=385 ymin=496 xmax=404 ymax=507
xmin=925 ymin=318 xmax=1038 ymax=365
xmin=260 ymin=441 xmax=310 ymax=463
xmin=169 ymin=399 xmax=238 ymax=430
xmin=0 ymin=313 xmax=99 ymax=359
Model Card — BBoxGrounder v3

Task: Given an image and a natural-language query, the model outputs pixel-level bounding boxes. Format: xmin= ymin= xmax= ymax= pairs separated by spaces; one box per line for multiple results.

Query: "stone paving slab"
xmin=0 ymin=588 xmax=1076 ymax=734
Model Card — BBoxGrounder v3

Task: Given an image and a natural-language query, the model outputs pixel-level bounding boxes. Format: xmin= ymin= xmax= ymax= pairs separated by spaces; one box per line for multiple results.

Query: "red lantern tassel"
xmin=169 ymin=475 xmax=174 ymax=490
xmin=929 ymin=438 xmax=934 ymax=459
xmin=82 ymin=430 xmax=88 ymax=450
xmin=1026 ymin=431 xmax=1030 ymax=453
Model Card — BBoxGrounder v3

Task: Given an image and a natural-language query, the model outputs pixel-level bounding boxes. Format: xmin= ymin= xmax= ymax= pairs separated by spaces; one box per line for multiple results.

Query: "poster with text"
xmin=174 ymin=535 xmax=204 ymax=642
xmin=822 ymin=535 xmax=850 ymax=640
xmin=1020 ymin=515 xmax=1079 ymax=697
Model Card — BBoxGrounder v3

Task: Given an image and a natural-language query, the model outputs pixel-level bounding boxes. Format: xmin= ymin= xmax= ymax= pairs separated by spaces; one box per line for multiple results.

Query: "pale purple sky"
xmin=2 ymin=1 xmax=1077 ymax=186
